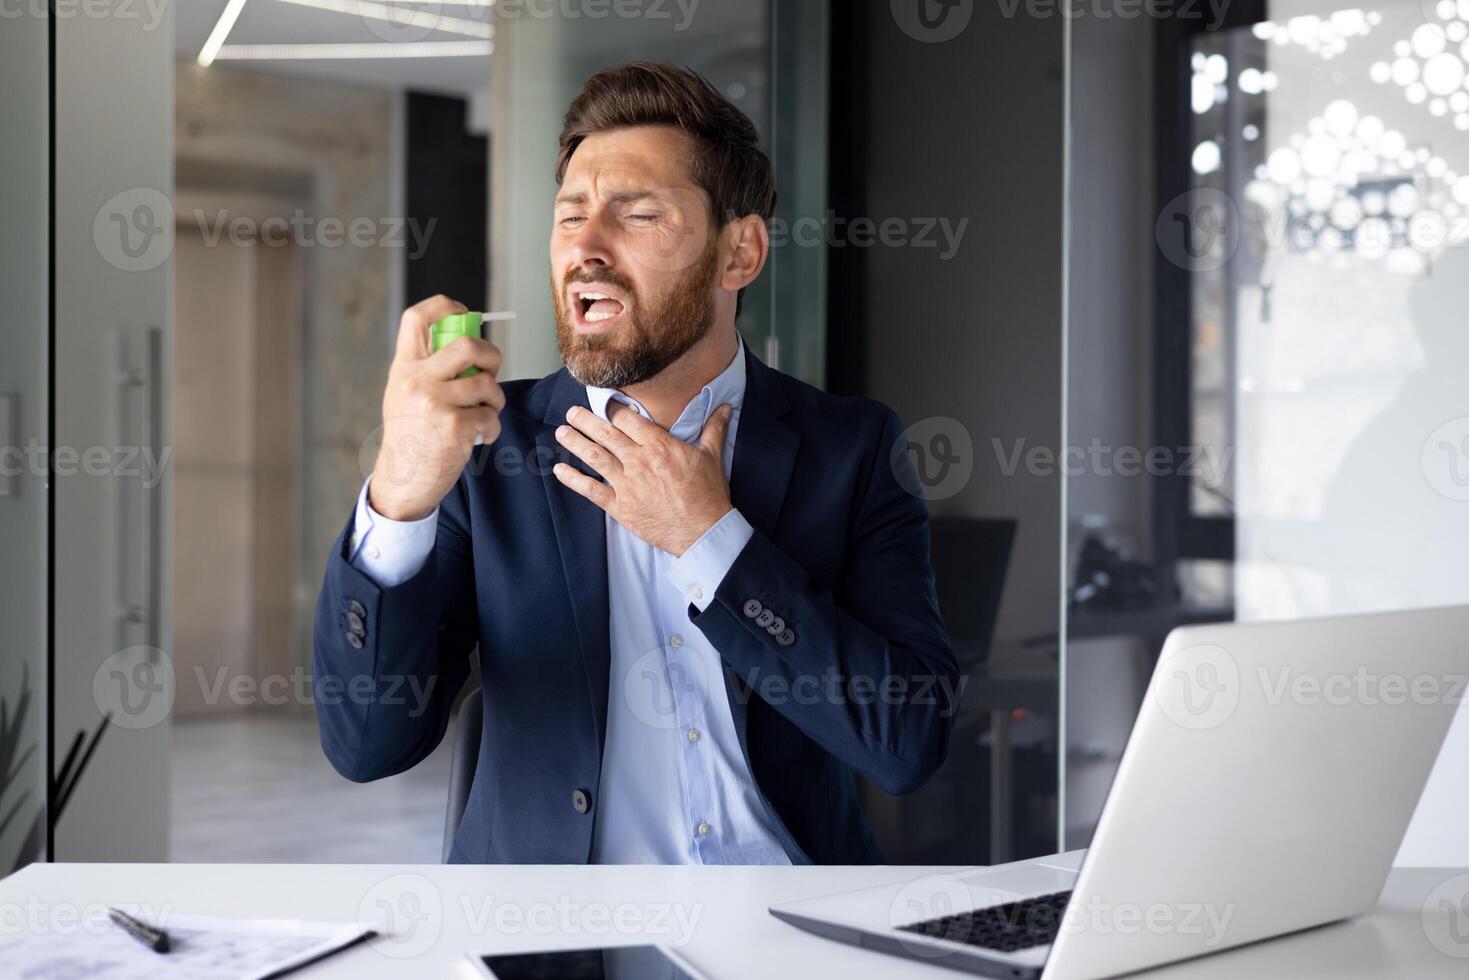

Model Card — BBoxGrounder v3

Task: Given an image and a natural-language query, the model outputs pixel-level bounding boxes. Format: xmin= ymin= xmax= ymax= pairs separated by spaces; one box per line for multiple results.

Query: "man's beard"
xmin=553 ymin=237 xmax=719 ymax=389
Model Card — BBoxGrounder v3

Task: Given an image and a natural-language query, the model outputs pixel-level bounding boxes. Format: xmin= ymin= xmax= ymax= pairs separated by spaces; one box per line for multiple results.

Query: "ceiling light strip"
xmin=271 ymin=0 xmax=494 ymax=39
xmin=198 ymin=0 xmax=252 ymax=67
xmin=214 ymin=41 xmax=493 ymax=59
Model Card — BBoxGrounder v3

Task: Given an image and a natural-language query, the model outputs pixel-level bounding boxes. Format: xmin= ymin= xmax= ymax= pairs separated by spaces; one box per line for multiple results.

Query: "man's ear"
xmin=719 ymin=214 xmax=769 ymax=293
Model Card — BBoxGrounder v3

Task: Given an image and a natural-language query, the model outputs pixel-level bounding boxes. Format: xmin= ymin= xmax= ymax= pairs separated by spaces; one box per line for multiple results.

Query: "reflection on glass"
xmin=1188 ymin=2 xmax=1469 ymax=623
xmin=0 ymin=18 xmax=49 ymax=873
xmin=1066 ymin=0 xmax=1469 ymax=856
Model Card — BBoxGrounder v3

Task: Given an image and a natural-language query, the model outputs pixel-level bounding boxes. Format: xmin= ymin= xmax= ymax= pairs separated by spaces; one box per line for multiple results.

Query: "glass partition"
xmin=1065 ymin=0 xmax=1469 ymax=863
xmin=0 ymin=14 xmax=50 ymax=872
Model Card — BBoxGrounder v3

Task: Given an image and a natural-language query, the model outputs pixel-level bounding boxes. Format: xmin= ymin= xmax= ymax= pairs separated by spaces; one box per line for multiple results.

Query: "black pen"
xmin=108 ymin=907 xmax=171 ymax=953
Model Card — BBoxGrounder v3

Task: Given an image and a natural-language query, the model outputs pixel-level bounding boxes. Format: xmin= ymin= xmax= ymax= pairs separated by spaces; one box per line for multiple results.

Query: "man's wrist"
xmin=668 ymin=508 xmax=754 ymax=611
xmin=674 ymin=503 xmax=735 ymax=557
xmin=368 ymin=478 xmax=438 ymax=523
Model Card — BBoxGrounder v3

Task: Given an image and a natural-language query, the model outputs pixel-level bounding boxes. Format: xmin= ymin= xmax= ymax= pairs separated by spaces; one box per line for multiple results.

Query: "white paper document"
xmin=0 ymin=909 xmax=375 ymax=980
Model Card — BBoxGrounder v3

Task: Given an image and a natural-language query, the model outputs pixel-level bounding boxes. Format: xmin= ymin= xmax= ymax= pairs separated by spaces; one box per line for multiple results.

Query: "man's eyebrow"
xmin=554 ymin=190 xmax=662 ymax=207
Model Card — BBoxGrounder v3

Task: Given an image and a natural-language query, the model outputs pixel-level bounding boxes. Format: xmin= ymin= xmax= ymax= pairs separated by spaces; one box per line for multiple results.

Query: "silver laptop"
xmin=770 ymin=605 xmax=1469 ymax=980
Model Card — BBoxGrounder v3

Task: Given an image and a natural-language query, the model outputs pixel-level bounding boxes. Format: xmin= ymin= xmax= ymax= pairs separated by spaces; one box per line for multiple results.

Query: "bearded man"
xmin=312 ymin=62 xmax=956 ymax=866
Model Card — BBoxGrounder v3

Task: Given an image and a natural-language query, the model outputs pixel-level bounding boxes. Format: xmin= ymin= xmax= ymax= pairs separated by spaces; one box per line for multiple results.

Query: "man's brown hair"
xmin=557 ymin=61 xmax=777 ymax=230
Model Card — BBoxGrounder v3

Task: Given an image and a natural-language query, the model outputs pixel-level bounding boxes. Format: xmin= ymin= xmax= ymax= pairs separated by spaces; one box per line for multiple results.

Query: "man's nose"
xmin=567 ymin=212 xmax=614 ymax=268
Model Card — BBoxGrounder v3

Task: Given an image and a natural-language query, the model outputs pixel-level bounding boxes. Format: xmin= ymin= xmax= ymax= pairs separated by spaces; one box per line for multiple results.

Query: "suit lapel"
xmin=729 ymin=347 xmax=800 ymax=540
xmin=538 ymin=371 xmax=611 ymax=755
xmin=723 ymin=348 xmax=800 ymax=748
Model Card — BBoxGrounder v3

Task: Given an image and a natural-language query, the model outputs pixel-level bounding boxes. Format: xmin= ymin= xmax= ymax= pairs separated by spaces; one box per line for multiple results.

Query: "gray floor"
xmin=170 ymin=710 xmax=453 ymax=864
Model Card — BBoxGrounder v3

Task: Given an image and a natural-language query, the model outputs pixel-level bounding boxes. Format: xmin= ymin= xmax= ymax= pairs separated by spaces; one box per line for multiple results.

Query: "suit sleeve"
xmin=311 ymin=475 xmax=478 ymax=782
xmin=688 ymin=406 xmax=959 ymax=795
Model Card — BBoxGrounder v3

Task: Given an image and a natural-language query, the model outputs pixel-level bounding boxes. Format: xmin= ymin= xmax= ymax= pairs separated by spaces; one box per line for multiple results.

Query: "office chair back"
xmin=928 ymin=516 xmax=1016 ymax=666
xmin=442 ymin=689 xmax=483 ymax=862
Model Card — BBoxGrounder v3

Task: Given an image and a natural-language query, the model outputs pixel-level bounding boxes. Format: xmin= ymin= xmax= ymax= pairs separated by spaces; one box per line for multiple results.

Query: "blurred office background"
xmin=1 ymin=0 xmax=1465 ymax=871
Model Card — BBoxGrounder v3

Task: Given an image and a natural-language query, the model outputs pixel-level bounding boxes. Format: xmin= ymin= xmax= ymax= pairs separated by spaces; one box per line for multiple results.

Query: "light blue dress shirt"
xmin=347 ymin=340 xmax=791 ymax=865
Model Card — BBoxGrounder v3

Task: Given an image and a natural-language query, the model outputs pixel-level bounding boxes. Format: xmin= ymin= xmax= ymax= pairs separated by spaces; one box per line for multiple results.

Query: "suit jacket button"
xmin=766 ymin=615 xmax=785 ymax=635
xmin=776 ymin=628 xmax=795 ymax=647
xmin=346 ymin=599 xmax=366 ymax=618
xmin=755 ymin=608 xmax=775 ymax=628
xmin=572 ymin=788 xmax=592 ymax=814
xmin=345 ymin=631 xmax=364 ymax=649
xmin=742 ymin=599 xmax=762 ymax=618
xmin=345 ymin=611 xmax=365 ymax=633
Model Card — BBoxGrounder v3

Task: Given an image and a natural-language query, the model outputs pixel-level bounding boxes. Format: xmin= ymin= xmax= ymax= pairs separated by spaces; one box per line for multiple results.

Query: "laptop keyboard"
xmin=896 ymin=890 xmax=1072 ymax=952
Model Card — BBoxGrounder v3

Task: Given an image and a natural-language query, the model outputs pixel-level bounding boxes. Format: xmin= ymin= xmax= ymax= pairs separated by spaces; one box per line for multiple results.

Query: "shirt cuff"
xmin=349 ymin=477 xmax=439 ymax=588
xmin=667 ymin=508 xmax=754 ymax=613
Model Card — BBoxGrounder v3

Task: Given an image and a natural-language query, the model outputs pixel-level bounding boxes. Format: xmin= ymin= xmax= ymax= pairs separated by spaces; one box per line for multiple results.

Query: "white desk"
xmin=2 ymin=863 xmax=1466 ymax=978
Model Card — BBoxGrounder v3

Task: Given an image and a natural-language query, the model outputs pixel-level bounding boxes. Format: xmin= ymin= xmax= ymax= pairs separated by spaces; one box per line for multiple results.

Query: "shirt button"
xmin=689 ymin=585 xmax=704 ymax=601
xmin=687 ymin=728 xmax=701 ymax=743
xmin=670 ymin=634 xmax=684 ymax=649
xmin=366 ymin=544 xmax=381 ymax=560
xmin=697 ymin=821 xmax=711 ymax=838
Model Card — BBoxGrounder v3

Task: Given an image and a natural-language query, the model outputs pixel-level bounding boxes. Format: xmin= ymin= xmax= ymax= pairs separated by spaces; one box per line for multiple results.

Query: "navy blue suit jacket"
xmin=312 ymin=347 xmax=957 ymax=864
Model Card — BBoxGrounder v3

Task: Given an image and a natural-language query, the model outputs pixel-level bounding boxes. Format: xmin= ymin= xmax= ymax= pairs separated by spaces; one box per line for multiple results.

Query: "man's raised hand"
xmin=369 ymin=295 xmax=505 ymax=521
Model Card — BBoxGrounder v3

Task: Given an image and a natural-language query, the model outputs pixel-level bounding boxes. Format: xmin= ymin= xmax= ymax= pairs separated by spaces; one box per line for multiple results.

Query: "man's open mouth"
xmin=569 ymin=284 xmax=630 ymax=331
xmin=577 ymin=291 xmax=626 ymax=322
